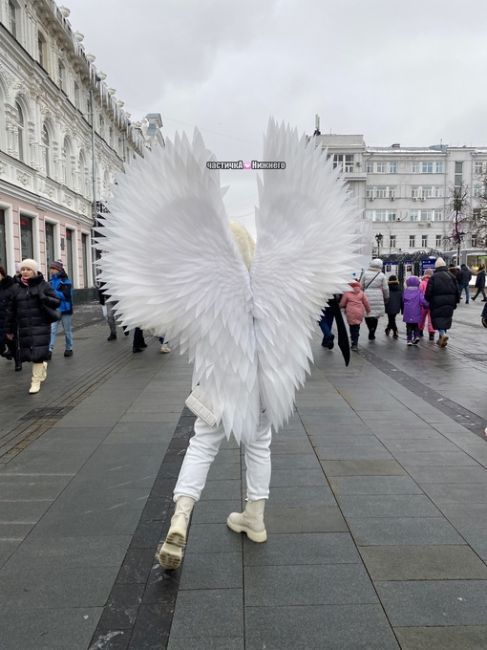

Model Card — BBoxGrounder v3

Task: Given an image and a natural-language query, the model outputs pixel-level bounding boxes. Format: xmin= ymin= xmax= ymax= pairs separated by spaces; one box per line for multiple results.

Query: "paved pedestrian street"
xmin=1 ymin=300 xmax=487 ymax=649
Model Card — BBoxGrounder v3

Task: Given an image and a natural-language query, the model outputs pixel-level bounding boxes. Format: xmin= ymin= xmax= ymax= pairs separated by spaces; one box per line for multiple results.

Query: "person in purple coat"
xmin=403 ymin=275 xmax=429 ymax=346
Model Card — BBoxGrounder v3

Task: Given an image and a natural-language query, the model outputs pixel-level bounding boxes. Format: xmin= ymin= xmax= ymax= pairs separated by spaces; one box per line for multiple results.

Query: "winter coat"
xmin=361 ymin=263 xmax=389 ymax=318
xmin=339 ymin=282 xmax=370 ymax=325
xmin=402 ymin=277 xmax=428 ymax=324
xmin=475 ymin=269 xmax=486 ymax=289
xmin=5 ymin=273 xmax=60 ymax=363
xmin=459 ymin=265 xmax=472 ymax=286
xmin=425 ymin=267 xmax=460 ymax=331
xmin=0 ymin=275 xmax=15 ymax=347
xmin=50 ymin=271 xmax=73 ymax=315
xmin=386 ymin=280 xmax=402 ymax=316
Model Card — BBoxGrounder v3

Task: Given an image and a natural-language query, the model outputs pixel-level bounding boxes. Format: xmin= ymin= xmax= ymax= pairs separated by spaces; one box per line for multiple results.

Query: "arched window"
xmin=42 ymin=124 xmax=50 ymax=176
xmin=79 ymin=151 xmax=87 ymax=195
xmin=63 ymin=136 xmax=73 ymax=187
xmin=15 ymin=101 xmax=24 ymax=162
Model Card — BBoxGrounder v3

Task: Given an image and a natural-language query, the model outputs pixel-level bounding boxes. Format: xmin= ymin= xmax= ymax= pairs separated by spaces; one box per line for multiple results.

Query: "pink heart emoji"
xmin=244 ymin=161 xmax=251 ymax=170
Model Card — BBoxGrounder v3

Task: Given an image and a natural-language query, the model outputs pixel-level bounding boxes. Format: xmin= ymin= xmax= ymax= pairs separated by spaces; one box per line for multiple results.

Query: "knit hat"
xmin=49 ymin=260 xmax=64 ymax=272
xmin=370 ymin=258 xmax=383 ymax=270
xmin=435 ymin=257 xmax=446 ymax=268
xmin=20 ymin=259 xmax=38 ymax=273
xmin=406 ymin=275 xmax=420 ymax=287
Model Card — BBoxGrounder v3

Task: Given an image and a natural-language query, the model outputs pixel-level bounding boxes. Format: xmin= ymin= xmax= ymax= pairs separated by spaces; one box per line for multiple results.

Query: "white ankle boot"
xmin=29 ymin=362 xmax=47 ymax=394
xmin=226 ymin=499 xmax=267 ymax=543
xmin=158 ymin=495 xmax=195 ymax=570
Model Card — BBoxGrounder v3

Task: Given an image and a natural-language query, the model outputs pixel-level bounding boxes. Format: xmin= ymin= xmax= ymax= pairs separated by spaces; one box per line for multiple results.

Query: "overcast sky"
xmin=65 ymin=0 xmax=487 ymax=217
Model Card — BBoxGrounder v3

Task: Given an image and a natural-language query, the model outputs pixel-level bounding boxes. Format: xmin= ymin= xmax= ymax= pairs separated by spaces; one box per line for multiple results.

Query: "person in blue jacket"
xmin=48 ymin=260 xmax=74 ymax=357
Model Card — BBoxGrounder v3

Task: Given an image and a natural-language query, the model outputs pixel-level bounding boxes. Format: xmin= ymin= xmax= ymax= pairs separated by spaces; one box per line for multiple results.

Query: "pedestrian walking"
xmin=471 ymin=265 xmax=487 ymax=301
xmin=339 ymin=280 xmax=370 ymax=350
xmin=98 ymin=122 xmax=362 ymax=571
xmin=425 ymin=257 xmax=460 ymax=348
xmin=403 ymin=275 xmax=429 ymax=346
xmin=361 ymin=258 xmax=389 ymax=340
xmin=5 ymin=259 xmax=60 ymax=393
xmin=459 ymin=263 xmax=472 ymax=303
xmin=385 ymin=274 xmax=401 ymax=338
xmin=319 ymin=297 xmax=338 ymax=349
xmin=0 ymin=265 xmax=16 ymax=362
xmin=48 ymin=260 xmax=74 ymax=358
xmin=133 ymin=327 xmax=147 ymax=353
xmin=158 ymin=336 xmax=171 ymax=353
xmin=419 ymin=269 xmax=436 ymax=341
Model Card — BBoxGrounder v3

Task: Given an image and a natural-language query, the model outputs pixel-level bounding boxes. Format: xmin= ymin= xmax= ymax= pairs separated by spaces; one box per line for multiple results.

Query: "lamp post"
xmin=375 ymin=232 xmax=383 ymax=258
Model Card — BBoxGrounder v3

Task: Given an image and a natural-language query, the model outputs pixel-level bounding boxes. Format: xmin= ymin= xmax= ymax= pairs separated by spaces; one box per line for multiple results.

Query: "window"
xmin=376 ymin=161 xmax=385 ymax=173
xmin=332 ymin=154 xmax=354 ymax=173
xmin=366 ymin=161 xmax=373 ymax=173
xmin=20 ymin=215 xmax=34 ymax=259
xmin=421 ymin=235 xmax=428 ymax=248
xmin=74 ymin=82 xmax=80 ymax=108
xmin=472 ymin=234 xmax=478 ymax=247
xmin=436 ymin=234 xmax=442 ymax=248
xmin=388 ymin=161 xmax=397 ymax=174
xmin=63 ymin=136 xmax=73 ymax=187
xmin=409 ymin=210 xmax=420 ymax=221
xmin=421 ymin=211 xmax=433 ymax=222
xmin=421 ymin=162 xmax=433 ymax=173
xmin=15 ymin=101 xmax=24 ymax=162
xmin=8 ymin=1 xmax=17 ymax=38
xmin=81 ymin=233 xmax=89 ymax=287
xmin=390 ymin=235 xmax=396 ymax=248
xmin=375 ymin=186 xmax=387 ymax=198
xmin=66 ymin=229 xmax=74 ymax=279
xmin=38 ymin=32 xmax=47 ymax=68
xmin=45 ymin=222 xmax=55 ymax=270
xmin=409 ymin=235 xmax=416 ymax=248
xmin=58 ymin=59 xmax=65 ymax=91
xmin=435 ymin=161 xmax=444 ymax=173
xmin=454 ymin=161 xmax=463 ymax=188
xmin=411 ymin=162 xmax=420 ymax=173
xmin=434 ymin=210 xmax=443 ymax=221
xmin=0 ymin=209 xmax=6 ymax=269
xmin=42 ymin=124 xmax=50 ymax=176
xmin=474 ymin=161 xmax=487 ymax=175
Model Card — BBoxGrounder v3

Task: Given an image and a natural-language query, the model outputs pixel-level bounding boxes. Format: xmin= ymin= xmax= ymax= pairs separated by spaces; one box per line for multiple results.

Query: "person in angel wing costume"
xmin=98 ymin=119 xmax=363 ymax=570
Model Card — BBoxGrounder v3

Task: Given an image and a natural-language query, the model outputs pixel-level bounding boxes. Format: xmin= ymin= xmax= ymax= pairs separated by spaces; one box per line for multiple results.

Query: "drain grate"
xmin=20 ymin=406 xmax=72 ymax=420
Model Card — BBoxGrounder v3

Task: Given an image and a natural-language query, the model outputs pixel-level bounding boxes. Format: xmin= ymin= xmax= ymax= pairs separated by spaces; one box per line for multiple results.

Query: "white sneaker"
xmin=159 ymin=344 xmax=171 ymax=354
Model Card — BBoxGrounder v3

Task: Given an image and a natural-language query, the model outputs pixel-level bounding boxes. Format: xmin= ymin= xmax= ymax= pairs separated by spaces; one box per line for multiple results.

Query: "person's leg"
xmin=106 ymin=303 xmax=117 ymax=339
xmin=385 ymin=314 xmax=393 ymax=335
xmin=133 ymin=327 xmax=145 ymax=351
xmin=62 ymin=314 xmax=73 ymax=355
xmin=350 ymin=324 xmax=359 ymax=349
xmin=49 ymin=320 xmax=59 ymax=352
xmin=365 ymin=317 xmax=377 ymax=339
xmin=412 ymin=323 xmax=420 ymax=344
xmin=406 ymin=323 xmax=414 ymax=344
xmin=465 ymin=284 xmax=470 ymax=303
xmin=319 ymin=308 xmax=334 ymax=348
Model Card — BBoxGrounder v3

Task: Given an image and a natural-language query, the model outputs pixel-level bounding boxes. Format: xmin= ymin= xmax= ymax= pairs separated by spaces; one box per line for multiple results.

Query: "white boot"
xmin=226 ymin=499 xmax=267 ymax=543
xmin=158 ymin=496 xmax=195 ymax=570
xmin=29 ymin=363 xmax=45 ymax=394
xmin=41 ymin=361 xmax=48 ymax=381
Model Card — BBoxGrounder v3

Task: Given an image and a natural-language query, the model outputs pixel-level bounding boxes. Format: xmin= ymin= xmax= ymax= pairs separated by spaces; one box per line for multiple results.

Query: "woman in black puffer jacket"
xmin=5 ymin=259 xmax=60 ymax=393
xmin=425 ymin=257 xmax=460 ymax=348
xmin=0 ymin=265 xmax=15 ymax=360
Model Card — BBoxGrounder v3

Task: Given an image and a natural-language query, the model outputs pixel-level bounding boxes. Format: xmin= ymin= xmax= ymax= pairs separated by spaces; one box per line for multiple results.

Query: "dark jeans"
xmin=349 ymin=324 xmax=360 ymax=345
xmin=133 ymin=327 xmax=146 ymax=349
xmin=460 ymin=283 xmax=470 ymax=302
xmin=386 ymin=314 xmax=398 ymax=333
xmin=406 ymin=323 xmax=419 ymax=341
xmin=365 ymin=316 xmax=378 ymax=338
xmin=472 ymin=287 xmax=487 ymax=301
xmin=319 ymin=307 xmax=335 ymax=346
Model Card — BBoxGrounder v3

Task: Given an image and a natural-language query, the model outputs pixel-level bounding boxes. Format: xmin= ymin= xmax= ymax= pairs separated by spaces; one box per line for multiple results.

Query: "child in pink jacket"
xmin=340 ymin=280 xmax=371 ymax=351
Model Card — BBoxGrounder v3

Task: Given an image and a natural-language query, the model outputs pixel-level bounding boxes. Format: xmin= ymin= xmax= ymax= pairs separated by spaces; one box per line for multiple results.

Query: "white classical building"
xmin=0 ymin=0 xmax=162 ymax=290
xmin=315 ymin=132 xmax=487 ymax=259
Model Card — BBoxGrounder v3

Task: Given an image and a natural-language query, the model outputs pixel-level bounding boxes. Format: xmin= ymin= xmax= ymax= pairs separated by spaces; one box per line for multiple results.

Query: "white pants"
xmin=174 ymin=416 xmax=272 ymax=502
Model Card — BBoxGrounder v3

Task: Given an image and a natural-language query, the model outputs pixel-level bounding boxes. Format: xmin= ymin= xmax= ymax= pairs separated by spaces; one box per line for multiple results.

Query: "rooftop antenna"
xmin=313 ymin=114 xmax=321 ymax=136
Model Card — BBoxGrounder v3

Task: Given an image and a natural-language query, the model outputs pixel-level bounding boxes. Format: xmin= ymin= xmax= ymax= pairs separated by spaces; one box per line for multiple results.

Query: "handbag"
xmin=185 ymin=385 xmax=217 ymax=427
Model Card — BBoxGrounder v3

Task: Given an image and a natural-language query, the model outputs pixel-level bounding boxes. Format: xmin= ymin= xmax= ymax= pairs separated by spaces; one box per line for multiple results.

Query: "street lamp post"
xmin=375 ymin=232 xmax=383 ymax=258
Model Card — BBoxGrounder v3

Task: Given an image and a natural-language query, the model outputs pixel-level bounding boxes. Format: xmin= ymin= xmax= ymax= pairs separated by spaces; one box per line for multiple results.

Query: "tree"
xmin=443 ymin=184 xmax=469 ymax=260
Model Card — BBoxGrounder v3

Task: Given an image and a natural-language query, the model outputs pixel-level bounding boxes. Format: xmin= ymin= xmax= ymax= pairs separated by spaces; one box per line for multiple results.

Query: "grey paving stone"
xmin=169 ymin=589 xmax=243 ymax=640
xmin=0 ymin=606 xmax=103 ymax=650
xmin=321 ymin=459 xmax=406 ymax=476
xmin=199 ymin=480 xmax=241 ymax=500
xmin=0 ymin=521 xmax=34 ymax=540
xmin=207 ymin=462 xmax=241 ymax=481
xmin=315 ymin=445 xmax=394 ymax=460
xmin=265 ymin=503 xmax=348 ymax=533
xmin=330 ymin=475 xmax=423 ymax=495
xmin=408 ymin=465 xmax=487 ymax=484
xmin=30 ymin=505 xmax=143 ymax=538
xmin=0 ymin=475 xmax=71 ymax=500
xmin=377 ymin=580 xmax=487 ymax=626
xmin=0 ymin=540 xmax=18 ymax=568
xmin=1 ymin=450 xmax=93 ymax=474
xmin=269 ymin=468 xmax=326 ymax=487
xmin=168 ymin=638 xmax=243 ymax=650
xmin=179 ymin=552 xmax=242 ymax=590
xmin=270 ymin=453 xmax=321 ymax=469
xmin=269 ymin=485 xmax=337 ymax=505
xmin=245 ymin=604 xmax=399 ymax=650
xmin=191 ymin=500 xmax=242 ymax=524
xmin=244 ymin=532 xmax=359 ymax=566
xmin=337 ymin=494 xmax=442 ymax=518
xmin=245 ymin=564 xmax=377 ymax=606
xmin=185 ymin=524 xmax=242 ymax=555
xmin=395 ymin=452 xmax=479 ymax=467
xmin=395 ymin=625 xmax=487 ymax=650
xmin=270 ymin=439 xmax=313 ymax=454
xmin=4 ymin=534 xmax=131 ymax=569
xmin=0 ymin=565 xmax=119 ymax=609
xmin=360 ymin=545 xmax=487 ymax=580
xmin=348 ymin=516 xmax=465 ymax=545
xmin=422 ymin=483 xmax=487 ymax=504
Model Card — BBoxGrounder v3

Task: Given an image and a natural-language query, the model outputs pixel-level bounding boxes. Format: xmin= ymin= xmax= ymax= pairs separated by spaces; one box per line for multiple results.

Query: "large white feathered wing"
xmin=252 ymin=120 xmax=363 ymax=430
xmin=98 ymin=131 xmax=260 ymax=443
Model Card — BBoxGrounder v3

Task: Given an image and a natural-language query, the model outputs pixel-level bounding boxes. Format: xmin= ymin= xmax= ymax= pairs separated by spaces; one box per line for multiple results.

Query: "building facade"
xmin=315 ymin=133 xmax=487 ymax=258
xmin=0 ymin=0 xmax=159 ymax=288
